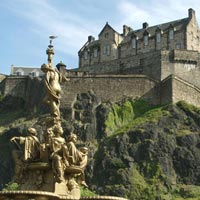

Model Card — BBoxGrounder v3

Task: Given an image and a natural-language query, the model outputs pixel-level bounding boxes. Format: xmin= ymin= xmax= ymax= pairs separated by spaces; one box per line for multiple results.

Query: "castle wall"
xmin=172 ymin=76 xmax=200 ymax=107
xmin=61 ymin=75 xmax=160 ymax=108
xmin=2 ymin=73 xmax=200 ymax=113
xmin=160 ymin=76 xmax=173 ymax=105
xmin=79 ymin=50 xmax=162 ymax=80
xmin=161 ymin=50 xmax=200 ymax=87
xmin=2 ymin=76 xmax=45 ymax=111
xmin=80 ymin=47 xmax=200 ymax=87
xmin=160 ymin=75 xmax=200 ymax=107
xmin=3 ymin=76 xmax=29 ymax=98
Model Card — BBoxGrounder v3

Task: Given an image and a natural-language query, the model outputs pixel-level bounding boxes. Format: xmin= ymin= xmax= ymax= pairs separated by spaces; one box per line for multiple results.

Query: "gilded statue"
xmin=50 ymin=124 xmax=65 ymax=183
xmin=63 ymin=133 xmax=88 ymax=187
xmin=10 ymin=127 xmax=40 ymax=162
xmin=10 ymin=128 xmax=40 ymax=182
xmin=8 ymin=37 xmax=88 ymax=198
xmin=41 ymin=63 xmax=62 ymax=118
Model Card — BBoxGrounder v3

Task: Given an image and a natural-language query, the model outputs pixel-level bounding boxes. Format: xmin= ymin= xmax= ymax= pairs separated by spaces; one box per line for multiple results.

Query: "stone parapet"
xmin=173 ymin=49 xmax=198 ymax=62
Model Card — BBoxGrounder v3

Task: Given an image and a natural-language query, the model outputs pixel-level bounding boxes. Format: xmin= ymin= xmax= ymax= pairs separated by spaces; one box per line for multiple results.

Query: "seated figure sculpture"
xmin=10 ymin=128 xmax=40 ymax=182
xmin=10 ymin=127 xmax=40 ymax=162
xmin=64 ymin=133 xmax=88 ymax=169
xmin=63 ymin=133 xmax=88 ymax=187
xmin=49 ymin=127 xmax=88 ymax=187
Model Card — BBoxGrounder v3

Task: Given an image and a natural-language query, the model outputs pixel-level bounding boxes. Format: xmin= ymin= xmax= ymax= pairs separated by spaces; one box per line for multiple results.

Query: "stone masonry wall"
xmin=4 ymin=76 xmax=29 ymax=98
xmin=80 ymin=49 xmax=200 ymax=89
xmin=61 ymin=75 xmax=160 ymax=109
xmin=160 ymin=75 xmax=173 ymax=105
xmin=172 ymin=76 xmax=200 ymax=107
xmin=80 ymin=50 xmax=162 ymax=80
xmin=161 ymin=50 xmax=200 ymax=87
xmin=2 ymin=76 xmax=45 ymax=111
xmin=2 ymin=73 xmax=200 ymax=114
xmin=160 ymin=74 xmax=200 ymax=107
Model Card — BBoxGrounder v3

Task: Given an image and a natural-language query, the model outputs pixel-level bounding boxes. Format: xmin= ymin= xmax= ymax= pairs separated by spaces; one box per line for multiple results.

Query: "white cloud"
xmin=117 ymin=0 xmax=200 ymax=30
xmin=4 ymin=0 xmax=100 ymax=57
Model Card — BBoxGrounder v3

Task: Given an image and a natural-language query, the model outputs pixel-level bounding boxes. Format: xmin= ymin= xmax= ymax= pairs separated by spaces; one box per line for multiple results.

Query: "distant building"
xmin=10 ymin=65 xmax=44 ymax=77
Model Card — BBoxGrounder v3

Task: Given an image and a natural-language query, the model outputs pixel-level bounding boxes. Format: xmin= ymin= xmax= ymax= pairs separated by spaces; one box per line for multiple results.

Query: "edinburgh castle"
xmin=0 ymin=8 xmax=200 ymax=110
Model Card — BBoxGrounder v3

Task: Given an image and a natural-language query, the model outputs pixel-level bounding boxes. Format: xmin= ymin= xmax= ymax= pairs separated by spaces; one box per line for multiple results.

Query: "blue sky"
xmin=0 ymin=0 xmax=200 ymax=75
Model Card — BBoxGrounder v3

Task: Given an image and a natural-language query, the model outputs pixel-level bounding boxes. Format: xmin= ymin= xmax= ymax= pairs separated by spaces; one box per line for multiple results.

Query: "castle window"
xmin=144 ymin=35 xmax=148 ymax=45
xmin=176 ymin=43 xmax=181 ymax=49
xmin=16 ymin=72 xmax=22 ymax=76
xmin=169 ymin=30 xmax=174 ymax=40
xmin=104 ymin=32 xmax=109 ymax=38
xmin=84 ymin=51 xmax=88 ymax=60
xmin=156 ymin=32 xmax=161 ymax=43
xmin=103 ymin=45 xmax=110 ymax=56
xmin=15 ymin=69 xmax=24 ymax=76
xmin=93 ymin=49 xmax=98 ymax=58
xmin=132 ymin=38 xmax=136 ymax=48
xmin=31 ymin=71 xmax=39 ymax=77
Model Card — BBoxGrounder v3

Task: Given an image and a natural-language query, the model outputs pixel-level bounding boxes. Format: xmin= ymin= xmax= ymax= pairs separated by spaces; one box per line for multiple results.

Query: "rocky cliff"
xmin=0 ymin=96 xmax=200 ymax=200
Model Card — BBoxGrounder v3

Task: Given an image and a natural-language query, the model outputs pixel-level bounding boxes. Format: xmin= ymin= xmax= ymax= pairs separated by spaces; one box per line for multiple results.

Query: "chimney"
xmin=10 ymin=64 xmax=14 ymax=75
xmin=143 ymin=22 xmax=149 ymax=29
xmin=123 ymin=25 xmax=130 ymax=36
xmin=188 ymin=8 xmax=195 ymax=19
xmin=88 ymin=35 xmax=95 ymax=43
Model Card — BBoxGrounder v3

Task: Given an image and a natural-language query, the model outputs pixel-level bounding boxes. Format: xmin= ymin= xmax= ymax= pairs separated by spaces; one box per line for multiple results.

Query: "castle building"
xmin=1 ymin=8 xmax=200 ymax=112
xmin=78 ymin=8 xmax=200 ymax=88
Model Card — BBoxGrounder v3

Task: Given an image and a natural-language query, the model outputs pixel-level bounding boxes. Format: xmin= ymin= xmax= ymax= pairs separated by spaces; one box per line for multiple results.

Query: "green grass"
xmin=80 ymin=187 xmax=97 ymax=197
xmin=2 ymin=182 xmax=20 ymax=191
xmin=110 ymin=105 xmax=170 ymax=136
xmin=172 ymin=184 xmax=200 ymax=200
xmin=105 ymin=99 xmax=154 ymax=136
xmin=177 ymin=101 xmax=200 ymax=113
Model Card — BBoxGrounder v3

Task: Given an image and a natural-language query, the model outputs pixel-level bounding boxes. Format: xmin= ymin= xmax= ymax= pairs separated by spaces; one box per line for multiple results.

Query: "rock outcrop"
xmin=1 ymin=97 xmax=200 ymax=199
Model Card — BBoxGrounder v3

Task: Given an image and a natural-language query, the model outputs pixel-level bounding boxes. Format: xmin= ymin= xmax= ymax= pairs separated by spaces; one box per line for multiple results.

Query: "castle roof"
xmin=121 ymin=17 xmax=189 ymax=44
xmin=98 ymin=22 xmax=120 ymax=37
